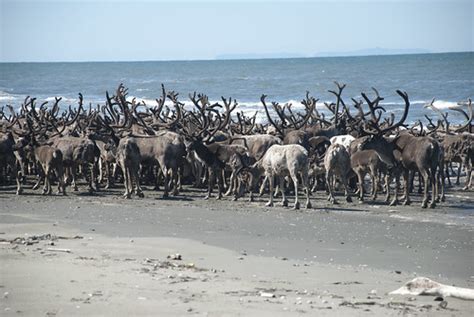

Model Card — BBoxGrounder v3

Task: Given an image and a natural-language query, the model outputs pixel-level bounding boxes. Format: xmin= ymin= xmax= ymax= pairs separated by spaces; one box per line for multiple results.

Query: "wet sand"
xmin=1 ymin=184 xmax=473 ymax=316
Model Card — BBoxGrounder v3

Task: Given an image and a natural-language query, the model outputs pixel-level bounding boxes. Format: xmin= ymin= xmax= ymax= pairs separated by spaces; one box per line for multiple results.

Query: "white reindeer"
xmin=330 ymin=134 xmax=355 ymax=153
xmin=324 ymin=143 xmax=352 ymax=204
xmin=252 ymin=144 xmax=311 ymax=210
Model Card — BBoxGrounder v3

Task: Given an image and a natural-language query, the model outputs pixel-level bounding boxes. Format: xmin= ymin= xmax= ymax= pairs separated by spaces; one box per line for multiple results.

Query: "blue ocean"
xmin=1 ymin=52 xmax=473 ymax=123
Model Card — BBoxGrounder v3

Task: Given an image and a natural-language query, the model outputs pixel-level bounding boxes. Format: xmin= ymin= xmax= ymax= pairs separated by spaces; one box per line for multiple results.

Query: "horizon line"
xmin=1 ymin=50 xmax=472 ymax=64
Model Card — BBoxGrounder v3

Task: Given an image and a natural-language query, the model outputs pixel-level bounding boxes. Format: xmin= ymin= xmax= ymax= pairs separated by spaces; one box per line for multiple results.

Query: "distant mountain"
xmin=215 ymin=48 xmax=434 ymax=60
xmin=215 ymin=52 xmax=306 ymax=60
xmin=314 ymin=47 xmax=431 ymax=57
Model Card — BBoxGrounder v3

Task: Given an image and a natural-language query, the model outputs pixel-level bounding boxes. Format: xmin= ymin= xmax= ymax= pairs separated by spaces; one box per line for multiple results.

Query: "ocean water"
xmin=1 ymin=52 xmax=473 ymax=124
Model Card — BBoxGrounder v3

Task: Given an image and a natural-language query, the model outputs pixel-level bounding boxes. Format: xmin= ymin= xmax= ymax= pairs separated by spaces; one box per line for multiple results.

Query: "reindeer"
xmin=31 ymin=144 xmax=66 ymax=195
xmin=0 ymin=132 xmax=22 ymax=195
xmin=324 ymin=143 xmax=352 ymax=204
xmin=350 ymin=149 xmax=389 ymax=202
xmin=106 ymin=84 xmax=186 ymax=198
xmin=358 ymin=90 xmax=442 ymax=208
xmin=115 ymin=136 xmax=144 ymax=199
xmin=250 ymin=144 xmax=311 ymax=210
xmin=182 ymin=92 xmax=248 ymax=200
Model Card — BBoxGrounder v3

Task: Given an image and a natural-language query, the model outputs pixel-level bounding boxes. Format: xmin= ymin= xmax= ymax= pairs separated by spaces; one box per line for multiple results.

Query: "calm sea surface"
xmin=1 ymin=52 xmax=473 ymax=123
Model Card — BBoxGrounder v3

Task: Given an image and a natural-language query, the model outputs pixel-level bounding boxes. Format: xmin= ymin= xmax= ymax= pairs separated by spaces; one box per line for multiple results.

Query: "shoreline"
xmin=1 ymin=184 xmax=473 ymax=315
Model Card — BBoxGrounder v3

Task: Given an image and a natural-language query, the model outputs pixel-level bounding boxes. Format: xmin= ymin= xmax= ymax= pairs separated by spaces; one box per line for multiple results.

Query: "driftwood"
xmin=390 ymin=277 xmax=474 ymax=300
xmin=46 ymin=248 xmax=71 ymax=253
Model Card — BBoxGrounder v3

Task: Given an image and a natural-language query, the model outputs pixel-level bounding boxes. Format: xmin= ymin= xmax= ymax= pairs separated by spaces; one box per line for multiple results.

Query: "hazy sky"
xmin=1 ymin=0 xmax=472 ymax=62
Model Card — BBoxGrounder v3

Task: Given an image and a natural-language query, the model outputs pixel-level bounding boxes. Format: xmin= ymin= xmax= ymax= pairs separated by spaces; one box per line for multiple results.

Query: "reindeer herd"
xmin=0 ymin=83 xmax=472 ymax=210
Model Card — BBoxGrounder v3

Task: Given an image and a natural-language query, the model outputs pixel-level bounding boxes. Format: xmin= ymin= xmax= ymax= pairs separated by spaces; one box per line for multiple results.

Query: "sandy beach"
xmin=1 ymin=183 xmax=473 ymax=316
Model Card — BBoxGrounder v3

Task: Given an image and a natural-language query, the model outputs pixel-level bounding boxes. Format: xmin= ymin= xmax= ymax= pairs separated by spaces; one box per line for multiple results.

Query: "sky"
xmin=0 ymin=0 xmax=472 ymax=62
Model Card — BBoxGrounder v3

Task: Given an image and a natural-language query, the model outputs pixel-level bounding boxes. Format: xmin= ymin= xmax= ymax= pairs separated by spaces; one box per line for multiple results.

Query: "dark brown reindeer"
xmin=182 ymin=93 xmax=251 ymax=200
xmin=0 ymin=132 xmax=23 ymax=195
xmin=359 ymin=90 xmax=442 ymax=208
xmin=436 ymin=100 xmax=473 ymax=190
xmin=115 ymin=136 xmax=144 ymax=199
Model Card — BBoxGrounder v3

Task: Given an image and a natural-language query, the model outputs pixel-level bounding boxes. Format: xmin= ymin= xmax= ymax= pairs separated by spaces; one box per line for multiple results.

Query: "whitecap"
xmin=0 ymin=91 xmax=17 ymax=102
xmin=428 ymin=100 xmax=462 ymax=110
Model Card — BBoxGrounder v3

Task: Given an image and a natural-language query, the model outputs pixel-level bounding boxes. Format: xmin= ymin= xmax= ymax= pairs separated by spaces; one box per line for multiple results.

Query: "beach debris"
xmin=3 ymin=292 xmax=8 ymax=299
xmin=0 ymin=234 xmax=83 ymax=246
xmin=167 ymin=253 xmax=182 ymax=260
xmin=438 ymin=300 xmax=448 ymax=309
xmin=333 ymin=281 xmax=362 ymax=285
xmin=340 ymin=300 xmax=376 ymax=307
xmin=46 ymin=248 xmax=71 ymax=253
xmin=390 ymin=277 xmax=474 ymax=300
xmin=260 ymin=292 xmax=275 ymax=298
xmin=395 ymin=270 xmax=402 ymax=274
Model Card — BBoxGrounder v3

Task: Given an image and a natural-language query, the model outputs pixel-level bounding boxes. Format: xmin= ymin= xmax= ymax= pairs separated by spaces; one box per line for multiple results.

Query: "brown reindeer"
xmin=350 ymin=149 xmax=389 ymax=202
xmin=359 ymin=90 xmax=441 ymax=208
xmin=115 ymin=136 xmax=144 ymax=199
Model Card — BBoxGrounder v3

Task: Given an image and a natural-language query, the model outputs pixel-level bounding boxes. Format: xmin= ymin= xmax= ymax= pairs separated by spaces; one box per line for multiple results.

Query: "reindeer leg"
xmin=42 ymin=167 xmax=49 ymax=195
xmin=265 ymin=172 xmax=274 ymax=207
xmin=57 ymin=165 xmax=66 ymax=195
xmin=402 ymin=170 xmax=411 ymax=205
xmin=444 ymin=163 xmax=452 ymax=187
xmin=127 ymin=166 xmax=134 ymax=199
xmin=390 ymin=174 xmax=400 ymax=206
xmin=343 ymin=174 xmax=352 ymax=203
xmin=384 ymin=174 xmax=391 ymax=203
xmin=291 ymin=172 xmax=300 ymax=210
xmin=122 ymin=163 xmax=132 ymax=199
xmin=46 ymin=168 xmax=52 ymax=195
xmin=356 ymin=170 xmax=364 ymax=202
xmin=231 ymin=173 xmax=240 ymax=201
xmin=105 ymin=162 xmax=111 ymax=189
xmin=178 ymin=167 xmax=183 ymax=192
xmin=420 ymin=169 xmax=429 ymax=208
xmin=455 ymin=162 xmax=462 ymax=185
xmin=278 ymin=176 xmax=288 ymax=207
xmin=259 ymin=175 xmax=267 ymax=196
xmin=32 ymin=171 xmax=43 ymax=190
xmin=172 ymin=168 xmax=180 ymax=196
xmin=204 ymin=168 xmax=214 ymax=200
xmin=162 ymin=167 xmax=170 ymax=198
xmin=439 ymin=167 xmax=446 ymax=202
xmin=463 ymin=158 xmax=472 ymax=190
xmin=417 ymin=171 xmax=423 ymax=194
xmin=248 ymin=173 xmax=255 ymax=202
xmin=133 ymin=164 xmax=144 ymax=198
xmin=98 ymin=158 xmax=104 ymax=184
xmin=215 ymin=168 xmax=224 ymax=200
xmin=430 ymin=168 xmax=437 ymax=208
xmin=225 ymin=171 xmax=235 ymax=196
xmin=371 ymin=171 xmax=378 ymax=201
xmin=71 ymin=166 xmax=78 ymax=192
xmin=466 ymin=163 xmax=473 ymax=190
xmin=326 ymin=172 xmax=336 ymax=204
xmin=273 ymin=176 xmax=280 ymax=198
xmin=302 ymin=170 xmax=311 ymax=209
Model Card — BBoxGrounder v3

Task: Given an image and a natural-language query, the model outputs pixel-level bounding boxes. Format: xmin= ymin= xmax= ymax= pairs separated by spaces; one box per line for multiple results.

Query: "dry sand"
xmin=0 ymin=184 xmax=473 ymax=316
